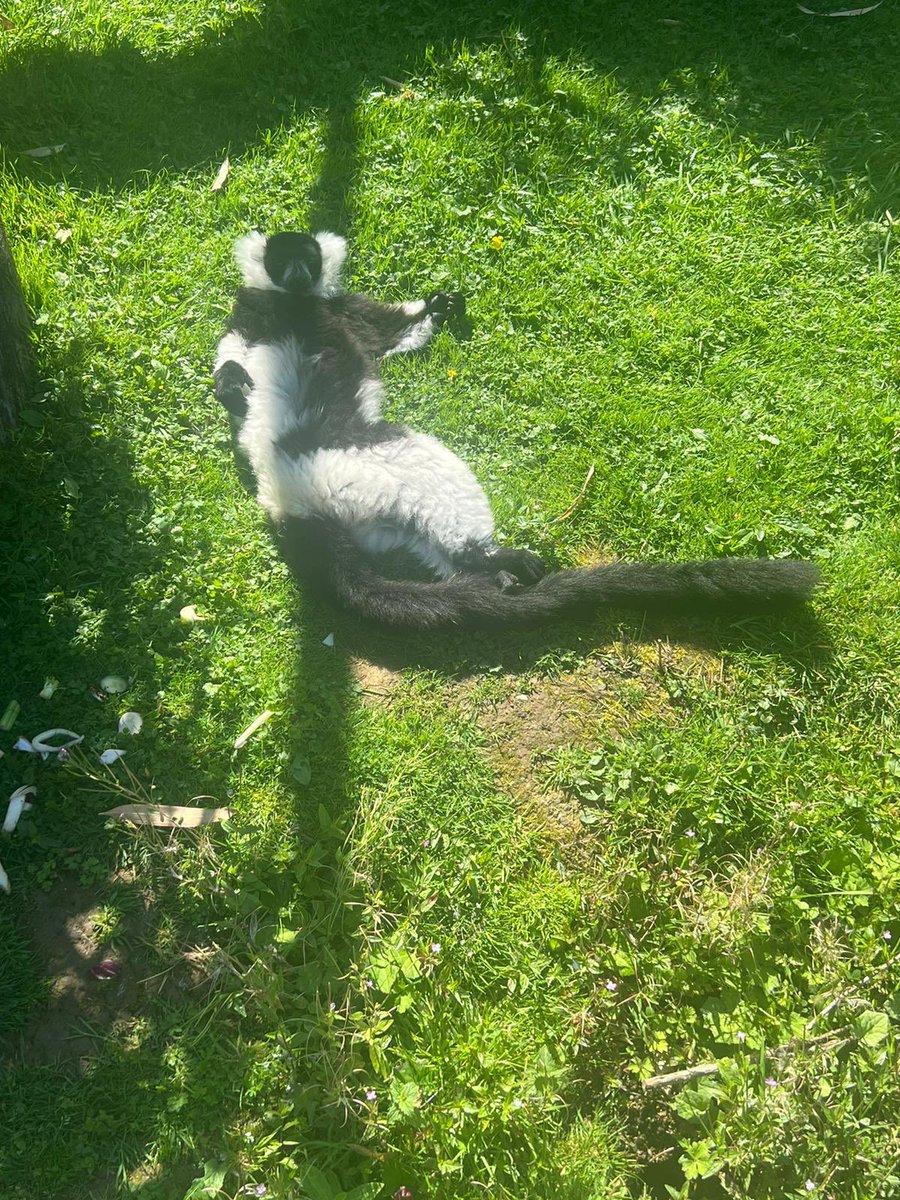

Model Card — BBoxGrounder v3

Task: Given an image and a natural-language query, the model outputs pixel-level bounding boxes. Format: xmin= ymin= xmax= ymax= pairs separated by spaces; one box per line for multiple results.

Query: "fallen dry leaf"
xmin=234 ymin=709 xmax=273 ymax=749
xmin=54 ymin=228 xmax=72 ymax=244
xmin=25 ymin=144 xmax=65 ymax=158
xmin=102 ymin=803 xmax=231 ymax=827
xmin=797 ymin=1 xmax=882 ymax=11
xmin=211 ymin=157 xmax=230 ymax=192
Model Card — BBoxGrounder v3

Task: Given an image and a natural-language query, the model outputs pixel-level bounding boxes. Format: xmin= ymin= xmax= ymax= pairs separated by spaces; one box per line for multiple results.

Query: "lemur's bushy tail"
xmin=280 ymin=518 xmax=820 ymax=632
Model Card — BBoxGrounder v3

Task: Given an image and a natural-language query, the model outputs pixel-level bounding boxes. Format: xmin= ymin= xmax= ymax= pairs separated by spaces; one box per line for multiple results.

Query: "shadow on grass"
xmin=1 ymin=0 xmax=898 ymax=217
xmin=0 ymin=0 xmax=871 ymax=1194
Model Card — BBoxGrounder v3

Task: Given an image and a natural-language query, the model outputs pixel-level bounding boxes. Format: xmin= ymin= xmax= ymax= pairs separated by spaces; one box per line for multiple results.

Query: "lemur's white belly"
xmin=229 ymin=329 xmax=495 ymax=575
xmin=258 ymin=433 xmax=494 ymax=572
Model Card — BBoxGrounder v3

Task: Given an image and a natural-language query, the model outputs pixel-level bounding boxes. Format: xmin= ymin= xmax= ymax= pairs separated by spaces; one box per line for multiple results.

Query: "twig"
xmin=642 ymin=1029 xmax=849 ymax=1091
xmin=643 ymin=1063 xmax=720 ymax=1090
xmin=550 ymin=461 xmax=595 ymax=524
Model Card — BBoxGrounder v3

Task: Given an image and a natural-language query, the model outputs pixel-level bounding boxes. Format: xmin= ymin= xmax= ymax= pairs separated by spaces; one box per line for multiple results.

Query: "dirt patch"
xmin=469 ymin=640 xmax=721 ymax=838
xmin=0 ymin=874 xmax=192 ymax=1071
xmin=351 ymin=656 xmax=402 ymax=703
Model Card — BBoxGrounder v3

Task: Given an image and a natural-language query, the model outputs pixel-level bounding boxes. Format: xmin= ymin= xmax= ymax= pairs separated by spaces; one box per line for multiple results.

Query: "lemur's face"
xmin=263 ymin=232 xmax=323 ymax=293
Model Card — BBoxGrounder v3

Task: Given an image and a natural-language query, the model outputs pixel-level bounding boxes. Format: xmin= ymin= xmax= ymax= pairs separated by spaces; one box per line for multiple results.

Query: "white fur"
xmin=355 ymin=378 xmax=384 ymax=422
xmin=237 ymin=337 xmax=494 ymax=575
xmin=214 ymin=330 xmax=249 ymax=371
xmin=384 ymin=304 xmax=435 ymax=356
xmin=233 ymin=230 xmax=347 ymax=295
xmin=234 ymin=232 xmax=282 ymax=291
xmin=311 ymin=231 xmax=347 ymax=297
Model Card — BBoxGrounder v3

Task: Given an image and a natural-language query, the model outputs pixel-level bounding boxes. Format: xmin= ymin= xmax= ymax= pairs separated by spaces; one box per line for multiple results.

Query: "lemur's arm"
xmin=333 ymin=291 xmax=466 ymax=359
xmin=213 ymin=331 xmax=253 ymax=417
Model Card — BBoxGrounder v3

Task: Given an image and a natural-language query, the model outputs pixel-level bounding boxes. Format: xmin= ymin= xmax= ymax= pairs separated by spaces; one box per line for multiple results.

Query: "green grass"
xmin=1 ymin=1 xmax=899 ymax=1197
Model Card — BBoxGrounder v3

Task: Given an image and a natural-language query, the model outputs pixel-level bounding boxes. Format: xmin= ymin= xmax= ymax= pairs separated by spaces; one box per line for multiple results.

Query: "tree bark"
xmin=0 ymin=219 xmax=32 ymax=438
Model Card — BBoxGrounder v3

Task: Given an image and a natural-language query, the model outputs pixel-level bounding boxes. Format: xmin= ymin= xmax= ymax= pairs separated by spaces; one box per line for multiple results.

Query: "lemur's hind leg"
xmin=337 ymin=292 xmax=466 ymax=359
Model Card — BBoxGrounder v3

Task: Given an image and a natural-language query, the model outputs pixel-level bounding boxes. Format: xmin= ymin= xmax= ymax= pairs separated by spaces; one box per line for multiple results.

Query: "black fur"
xmin=280 ymin=516 xmax=821 ymax=631
xmin=217 ymin=232 xmax=821 ymax=632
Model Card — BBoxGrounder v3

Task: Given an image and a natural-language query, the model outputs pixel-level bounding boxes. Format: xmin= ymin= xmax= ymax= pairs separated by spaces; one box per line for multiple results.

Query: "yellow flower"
xmin=447 ymin=368 xmax=458 ymax=380
xmin=489 ymin=235 xmax=504 ymax=251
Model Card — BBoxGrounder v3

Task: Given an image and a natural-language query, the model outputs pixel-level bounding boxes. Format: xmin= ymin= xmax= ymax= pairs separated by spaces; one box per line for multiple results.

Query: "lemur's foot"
xmin=491 ymin=547 xmax=546 ymax=585
xmin=493 ymin=570 xmax=521 ymax=593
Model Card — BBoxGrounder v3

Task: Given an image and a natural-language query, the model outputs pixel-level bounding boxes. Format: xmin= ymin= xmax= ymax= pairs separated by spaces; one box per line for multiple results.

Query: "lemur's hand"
xmin=426 ymin=291 xmax=466 ymax=327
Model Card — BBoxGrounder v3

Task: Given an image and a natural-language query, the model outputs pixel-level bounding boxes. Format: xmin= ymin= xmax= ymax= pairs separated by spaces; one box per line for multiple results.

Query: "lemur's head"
xmin=263 ymin=232 xmax=322 ymax=292
xmin=234 ymin=230 xmax=348 ymax=297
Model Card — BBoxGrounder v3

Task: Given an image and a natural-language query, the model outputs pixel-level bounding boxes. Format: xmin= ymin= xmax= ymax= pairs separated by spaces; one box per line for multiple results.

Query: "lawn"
xmin=1 ymin=1 xmax=899 ymax=1197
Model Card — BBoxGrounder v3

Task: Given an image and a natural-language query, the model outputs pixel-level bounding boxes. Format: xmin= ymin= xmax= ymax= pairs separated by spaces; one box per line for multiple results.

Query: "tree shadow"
xmin=0 ymin=0 xmax=880 ymax=1192
xmin=0 ymin=0 xmax=897 ymax=217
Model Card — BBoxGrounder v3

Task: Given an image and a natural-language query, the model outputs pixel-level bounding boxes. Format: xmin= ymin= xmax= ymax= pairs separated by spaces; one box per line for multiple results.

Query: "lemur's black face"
xmin=263 ymin=232 xmax=323 ymax=293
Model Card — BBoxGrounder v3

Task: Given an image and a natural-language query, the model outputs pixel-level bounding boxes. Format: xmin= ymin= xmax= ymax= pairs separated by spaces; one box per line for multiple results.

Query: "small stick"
xmin=643 ymin=1063 xmax=719 ymax=1090
xmin=643 ymin=1029 xmax=849 ymax=1090
xmin=550 ymin=461 xmax=596 ymax=524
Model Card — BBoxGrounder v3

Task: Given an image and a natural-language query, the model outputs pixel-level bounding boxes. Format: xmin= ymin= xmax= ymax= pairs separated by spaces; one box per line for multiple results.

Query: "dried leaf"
xmin=0 ymin=14 xmax=17 ymax=30
xmin=797 ymin=1 xmax=882 ymax=12
xmin=3 ymin=786 xmax=36 ymax=834
xmin=210 ymin=157 xmax=230 ymax=192
xmin=101 ymin=803 xmax=231 ymax=827
xmin=233 ymin=709 xmax=273 ymax=749
xmin=322 ymin=632 xmax=335 ymax=647
xmin=54 ymin=228 xmax=72 ymax=244
xmin=179 ymin=604 xmax=204 ymax=622
xmin=99 ymin=748 xmax=126 ymax=765
xmin=24 ymin=144 xmax=65 ymax=158
xmin=0 ymin=700 xmax=19 ymax=730
xmin=118 ymin=711 xmax=143 ymax=735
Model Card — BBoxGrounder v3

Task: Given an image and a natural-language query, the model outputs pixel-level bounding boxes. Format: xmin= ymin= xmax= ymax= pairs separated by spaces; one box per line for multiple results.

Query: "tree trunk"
xmin=0 ymin=219 xmax=32 ymax=438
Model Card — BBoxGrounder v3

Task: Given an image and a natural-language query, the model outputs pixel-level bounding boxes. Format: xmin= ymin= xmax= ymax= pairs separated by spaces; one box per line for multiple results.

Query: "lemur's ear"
xmin=310 ymin=231 xmax=348 ymax=297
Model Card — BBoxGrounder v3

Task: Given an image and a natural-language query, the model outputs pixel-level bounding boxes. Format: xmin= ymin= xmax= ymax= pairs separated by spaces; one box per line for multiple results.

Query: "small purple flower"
xmin=89 ymin=959 xmax=121 ymax=981
xmin=365 ymin=1089 xmax=377 ymax=1101
xmin=430 ymin=942 xmax=442 ymax=954
xmin=329 ymin=1001 xmax=336 ymax=1011
xmin=883 ymin=930 xmax=892 ymax=941
xmin=605 ymin=979 xmax=618 ymax=993
xmin=255 ymin=1187 xmax=267 ymax=1197
xmin=393 ymin=1189 xmax=413 ymax=1200
xmin=804 ymin=1182 xmax=815 ymax=1193
xmin=422 ymin=838 xmax=430 ymax=847
xmin=364 ymin=979 xmax=374 ymax=990
xmin=764 ymin=1076 xmax=777 ymax=1088
xmin=685 ymin=829 xmax=696 ymax=838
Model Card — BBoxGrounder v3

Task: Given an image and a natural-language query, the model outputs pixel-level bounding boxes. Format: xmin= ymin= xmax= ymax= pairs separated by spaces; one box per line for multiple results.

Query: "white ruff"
xmin=233 ymin=230 xmax=347 ymax=295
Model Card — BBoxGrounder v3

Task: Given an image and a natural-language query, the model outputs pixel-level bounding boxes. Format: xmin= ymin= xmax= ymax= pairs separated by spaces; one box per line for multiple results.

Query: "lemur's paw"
xmin=426 ymin=291 xmax=466 ymax=326
xmin=214 ymin=361 xmax=253 ymax=417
